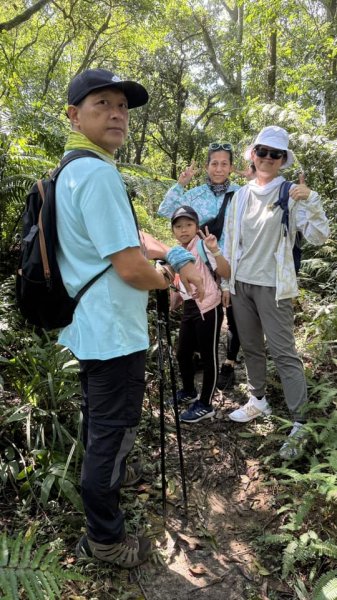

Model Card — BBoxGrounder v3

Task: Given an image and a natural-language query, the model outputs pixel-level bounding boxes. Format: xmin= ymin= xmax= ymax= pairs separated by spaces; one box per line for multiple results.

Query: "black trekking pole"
xmin=162 ymin=292 xmax=188 ymax=520
xmin=155 ymin=286 xmax=188 ymax=521
xmin=155 ymin=288 xmax=167 ymax=519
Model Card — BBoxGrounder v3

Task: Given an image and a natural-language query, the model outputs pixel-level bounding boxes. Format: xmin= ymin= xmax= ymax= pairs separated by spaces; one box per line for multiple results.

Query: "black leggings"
xmin=176 ymin=301 xmax=223 ymax=406
xmin=226 ymin=304 xmax=240 ymax=362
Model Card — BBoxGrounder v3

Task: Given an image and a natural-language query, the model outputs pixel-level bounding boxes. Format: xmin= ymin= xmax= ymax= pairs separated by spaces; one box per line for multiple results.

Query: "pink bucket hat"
xmin=244 ymin=126 xmax=294 ymax=169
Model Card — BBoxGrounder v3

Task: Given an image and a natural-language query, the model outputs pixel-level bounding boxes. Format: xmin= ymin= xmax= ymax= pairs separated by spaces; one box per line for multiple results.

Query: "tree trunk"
xmin=134 ymin=105 xmax=150 ymax=165
xmin=236 ymin=4 xmax=244 ymax=98
xmin=323 ymin=0 xmax=337 ymax=122
xmin=267 ymin=27 xmax=277 ymax=101
xmin=170 ymin=82 xmax=188 ymax=180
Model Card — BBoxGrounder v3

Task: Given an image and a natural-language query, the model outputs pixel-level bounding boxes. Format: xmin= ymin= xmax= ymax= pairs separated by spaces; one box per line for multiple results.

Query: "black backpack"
xmin=16 ymin=150 xmax=112 ymax=330
xmin=273 ymin=180 xmax=303 ymax=274
xmin=200 ymin=190 xmax=234 ymax=240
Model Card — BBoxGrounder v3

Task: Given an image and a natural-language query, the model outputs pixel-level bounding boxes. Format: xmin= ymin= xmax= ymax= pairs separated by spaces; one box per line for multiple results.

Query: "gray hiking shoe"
xmin=279 ymin=422 xmax=307 ymax=460
xmin=122 ymin=462 xmax=143 ymax=487
xmin=76 ymin=533 xmax=152 ymax=568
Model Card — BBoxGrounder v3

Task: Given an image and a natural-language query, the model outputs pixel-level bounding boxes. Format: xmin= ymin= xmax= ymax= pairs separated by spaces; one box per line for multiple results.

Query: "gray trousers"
xmin=231 ymin=281 xmax=307 ymax=421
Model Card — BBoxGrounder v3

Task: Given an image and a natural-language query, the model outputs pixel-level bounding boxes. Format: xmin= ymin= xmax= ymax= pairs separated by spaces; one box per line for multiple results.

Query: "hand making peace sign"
xmin=178 ymin=160 xmax=199 ymax=187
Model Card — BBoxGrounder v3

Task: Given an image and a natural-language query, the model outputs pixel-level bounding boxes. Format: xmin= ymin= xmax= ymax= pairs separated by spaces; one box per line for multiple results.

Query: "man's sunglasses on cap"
xmin=209 ymin=142 xmax=233 ymax=151
xmin=254 ymin=146 xmax=287 ymax=160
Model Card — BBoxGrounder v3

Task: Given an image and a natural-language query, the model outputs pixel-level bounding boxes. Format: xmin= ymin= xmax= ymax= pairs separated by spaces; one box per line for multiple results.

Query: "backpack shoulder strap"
xmin=218 ymin=189 xmax=234 ymax=220
xmin=196 ymin=238 xmax=216 ymax=279
xmin=51 ymin=150 xmax=104 ymax=182
xmin=273 ymin=180 xmax=293 ymax=231
xmin=38 ymin=150 xmax=110 ymax=291
xmin=50 ymin=150 xmax=140 ymax=232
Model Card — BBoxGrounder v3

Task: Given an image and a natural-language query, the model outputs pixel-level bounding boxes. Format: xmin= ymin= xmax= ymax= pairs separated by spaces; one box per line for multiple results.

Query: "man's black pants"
xmin=79 ymin=350 xmax=146 ymax=544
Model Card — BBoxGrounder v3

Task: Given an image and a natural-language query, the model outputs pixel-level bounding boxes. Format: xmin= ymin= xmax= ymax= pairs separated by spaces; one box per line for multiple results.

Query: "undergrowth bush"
xmin=0 ymin=305 xmax=83 ymax=511
xmin=259 ymin=325 xmax=337 ymax=599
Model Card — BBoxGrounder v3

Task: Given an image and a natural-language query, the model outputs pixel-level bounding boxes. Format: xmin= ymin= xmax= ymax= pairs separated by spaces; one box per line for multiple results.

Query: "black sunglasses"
xmin=254 ymin=146 xmax=286 ymax=160
xmin=209 ymin=142 xmax=233 ymax=151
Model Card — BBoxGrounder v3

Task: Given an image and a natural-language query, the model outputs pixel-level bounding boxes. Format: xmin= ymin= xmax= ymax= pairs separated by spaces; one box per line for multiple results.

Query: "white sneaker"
xmin=228 ymin=396 xmax=272 ymax=423
xmin=279 ymin=422 xmax=307 ymax=459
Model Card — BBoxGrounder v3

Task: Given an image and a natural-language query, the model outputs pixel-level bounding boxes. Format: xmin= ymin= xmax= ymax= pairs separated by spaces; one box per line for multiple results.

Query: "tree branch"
xmin=192 ymin=12 xmax=238 ymax=93
xmin=219 ymin=0 xmax=238 ymax=22
xmin=42 ymin=36 xmax=72 ymax=97
xmin=189 ymin=95 xmax=220 ymax=133
xmin=0 ymin=0 xmax=50 ymax=32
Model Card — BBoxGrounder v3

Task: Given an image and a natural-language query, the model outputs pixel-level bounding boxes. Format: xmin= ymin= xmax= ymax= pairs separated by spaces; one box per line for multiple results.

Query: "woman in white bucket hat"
xmin=223 ymin=126 xmax=330 ymax=459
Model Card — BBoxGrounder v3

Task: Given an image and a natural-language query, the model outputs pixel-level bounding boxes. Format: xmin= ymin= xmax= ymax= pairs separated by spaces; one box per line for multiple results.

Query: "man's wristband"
xmin=165 ymin=246 xmax=195 ymax=272
xmin=212 ymin=249 xmax=222 ymax=257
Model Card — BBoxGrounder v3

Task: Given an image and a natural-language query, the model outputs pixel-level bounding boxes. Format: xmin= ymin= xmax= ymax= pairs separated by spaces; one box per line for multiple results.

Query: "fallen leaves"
xmin=188 ymin=563 xmax=208 ymax=576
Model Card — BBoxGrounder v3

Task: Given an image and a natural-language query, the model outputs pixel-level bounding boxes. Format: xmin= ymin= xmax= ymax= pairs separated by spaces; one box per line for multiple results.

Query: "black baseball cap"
xmin=171 ymin=206 xmax=199 ymax=226
xmin=67 ymin=68 xmax=149 ymax=109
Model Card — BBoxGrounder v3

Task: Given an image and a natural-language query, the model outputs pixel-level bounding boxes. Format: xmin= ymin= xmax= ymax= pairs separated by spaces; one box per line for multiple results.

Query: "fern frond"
xmin=293 ymin=493 xmax=315 ymax=529
xmin=0 ymin=567 xmax=16 ymax=599
xmin=313 ymin=569 xmax=337 ymax=600
xmin=18 ymin=568 xmax=43 ymax=600
xmin=30 ymin=542 xmax=52 ymax=569
xmin=260 ymin=532 xmax=294 ymax=545
xmin=37 ymin=570 xmax=57 ymax=599
xmin=0 ymin=533 xmax=9 ymax=567
xmin=312 ymin=541 xmax=337 ymax=560
xmin=20 ymin=533 xmax=36 ymax=569
xmin=0 ymin=532 xmax=87 ymax=599
xmin=43 ymin=569 xmax=63 ymax=594
xmin=40 ymin=547 xmax=62 ymax=570
xmin=8 ymin=531 xmax=23 ymax=568
xmin=7 ymin=569 xmax=18 ymax=600
xmin=282 ymin=539 xmax=299 ymax=577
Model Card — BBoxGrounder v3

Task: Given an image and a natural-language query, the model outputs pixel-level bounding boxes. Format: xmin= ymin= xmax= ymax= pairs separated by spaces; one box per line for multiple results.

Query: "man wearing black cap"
xmin=56 ymin=68 xmax=204 ymax=568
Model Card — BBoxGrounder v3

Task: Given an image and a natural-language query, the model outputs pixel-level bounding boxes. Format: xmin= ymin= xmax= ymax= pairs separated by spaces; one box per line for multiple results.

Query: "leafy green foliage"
xmin=312 ymin=570 xmax=337 ymax=600
xmin=0 ymin=323 xmax=83 ymax=510
xmin=0 ymin=530 xmax=87 ymax=600
xmin=0 ymin=327 xmax=79 ymax=409
xmin=259 ymin=377 xmax=337 ymax=593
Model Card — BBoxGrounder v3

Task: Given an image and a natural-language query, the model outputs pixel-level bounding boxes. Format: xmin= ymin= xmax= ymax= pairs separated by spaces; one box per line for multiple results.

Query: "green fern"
xmin=293 ymin=492 xmax=315 ymax=530
xmin=282 ymin=532 xmax=319 ymax=578
xmin=259 ymin=532 xmax=294 ymax=545
xmin=282 ymin=539 xmax=299 ymax=577
xmin=0 ymin=531 xmax=87 ymax=600
xmin=313 ymin=570 xmax=337 ymax=600
xmin=311 ymin=541 xmax=337 ymax=560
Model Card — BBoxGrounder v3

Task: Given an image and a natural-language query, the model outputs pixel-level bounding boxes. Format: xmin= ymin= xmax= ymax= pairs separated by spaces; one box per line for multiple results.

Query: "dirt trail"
xmin=139 ymin=327 xmax=284 ymax=600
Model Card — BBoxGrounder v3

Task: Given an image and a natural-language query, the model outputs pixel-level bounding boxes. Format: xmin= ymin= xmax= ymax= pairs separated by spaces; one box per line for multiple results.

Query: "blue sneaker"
xmin=168 ymin=388 xmax=198 ymax=406
xmin=180 ymin=400 xmax=215 ymax=423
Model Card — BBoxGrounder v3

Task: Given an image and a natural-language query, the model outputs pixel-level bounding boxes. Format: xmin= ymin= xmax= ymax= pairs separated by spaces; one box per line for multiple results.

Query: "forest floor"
xmin=131 ymin=363 xmax=290 ymax=600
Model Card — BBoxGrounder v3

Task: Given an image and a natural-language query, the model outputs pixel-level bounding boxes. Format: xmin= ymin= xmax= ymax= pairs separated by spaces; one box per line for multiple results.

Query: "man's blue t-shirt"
xmin=55 ymin=155 xmax=149 ymax=360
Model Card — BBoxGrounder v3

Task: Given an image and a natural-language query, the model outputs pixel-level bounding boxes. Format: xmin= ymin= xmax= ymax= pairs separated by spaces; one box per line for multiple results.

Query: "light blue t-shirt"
xmin=55 ymin=155 xmax=149 ymax=360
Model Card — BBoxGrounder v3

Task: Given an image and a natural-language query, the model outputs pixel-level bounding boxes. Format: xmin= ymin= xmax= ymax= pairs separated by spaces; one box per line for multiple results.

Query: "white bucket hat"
xmin=244 ymin=126 xmax=294 ymax=169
